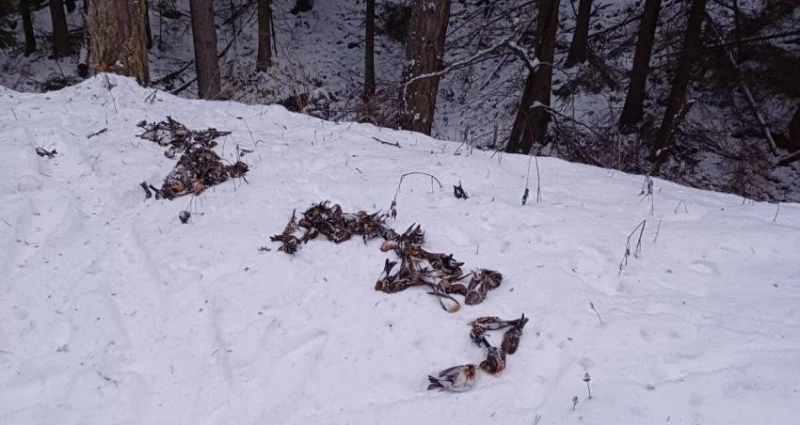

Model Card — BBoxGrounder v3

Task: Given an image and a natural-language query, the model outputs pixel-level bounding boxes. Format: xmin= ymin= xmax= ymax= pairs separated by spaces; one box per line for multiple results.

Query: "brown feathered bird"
xmin=427 ymin=364 xmax=477 ymax=392
xmin=479 ymin=337 xmax=505 ymax=375
xmin=501 ymin=313 xmax=529 ymax=356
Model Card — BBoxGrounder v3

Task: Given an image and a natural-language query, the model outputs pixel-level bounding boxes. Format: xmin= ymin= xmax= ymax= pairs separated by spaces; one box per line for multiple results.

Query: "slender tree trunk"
xmin=618 ymin=0 xmax=661 ymax=130
xmin=565 ymin=0 xmax=592 ymax=67
xmin=87 ymin=0 xmax=150 ymax=85
xmin=731 ymin=0 xmax=742 ymax=58
xmin=21 ymin=0 xmax=37 ymax=55
xmin=364 ymin=0 xmax=376 ymax=100
xmin=399 ymin=0 xmax=452 ymax=134
xmin=189 ymin=0 xmax=222 ymax=99
xmin=50 ymin=0 xmax=72 ymax=57
xmin=505 ymin=0 xmax=560 ymax=154
xmin=790 ymin=106 xmax=800 ymax=144
xmin=651 ymin=0 xmax=708 ymax=174
xmin=144 ymin=0 xmax=153 ymax=49
xmin=256 ymin=0 xmax=272 ymax=71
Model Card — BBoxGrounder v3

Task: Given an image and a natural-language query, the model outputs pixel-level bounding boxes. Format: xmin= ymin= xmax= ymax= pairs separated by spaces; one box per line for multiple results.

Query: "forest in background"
xmin=1 ymin=0 xmax=798 ymax=202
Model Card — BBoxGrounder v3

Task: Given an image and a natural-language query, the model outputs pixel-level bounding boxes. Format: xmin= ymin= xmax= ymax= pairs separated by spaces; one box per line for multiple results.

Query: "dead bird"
xmin=427 ymin=364 xmax=477 ymax=392
xmin=472 ymin=268 xmax=503 ymax=291
xmin=35 ymin=147 xmax=57 ymax=158
xmin=469 ymin=323 xmax=486 ymax=346
xmin=501 ymin=313 xmax=529 ymax=356
xmin=270 ymin=209 xmax=302 ymax=254
xmin=479 ymin=337 xmax=505 ymax=375
xmin=470 ymin=316 xmax=522 ymax=331
xmin=464 ymin=276 xmax=488 ymax=305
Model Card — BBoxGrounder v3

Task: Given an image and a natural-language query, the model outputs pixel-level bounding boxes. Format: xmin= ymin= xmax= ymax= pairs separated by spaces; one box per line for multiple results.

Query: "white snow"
xmin=1 ymin=75 xmax=799 ymax=425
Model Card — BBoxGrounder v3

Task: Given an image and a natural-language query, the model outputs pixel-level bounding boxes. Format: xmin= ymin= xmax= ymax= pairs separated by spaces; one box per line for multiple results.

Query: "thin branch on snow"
xmin=590 ymin=302 xmax=603 ymax=325
xmin=372 ymin=136 xmax=401 ymax=148
xmin=776 ymin=149 xmax=800 ymax=166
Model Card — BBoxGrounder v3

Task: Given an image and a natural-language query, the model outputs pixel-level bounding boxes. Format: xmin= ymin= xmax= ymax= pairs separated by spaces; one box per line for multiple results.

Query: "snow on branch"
xmin=402 ymin=34 xmax=543 ymax=105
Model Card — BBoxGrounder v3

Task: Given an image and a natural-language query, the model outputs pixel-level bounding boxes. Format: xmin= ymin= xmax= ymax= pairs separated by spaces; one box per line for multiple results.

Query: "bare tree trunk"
xmin=399 ymin=0 xmax=452 ymax=134
xmin=50 ymin=0 xmax=72 ymax=58
xmin=189 ymin=0 xmax=222 ymax=99
xmin=618 ymin=0 xmax=661 ymax=130
xmin=505 ymin=0 xmax=560 ymax=154
xmin=788 ymin=105 xmax=800 ymax=145
xmin=364 ymin=0 xmax=375 ymax=100
xmin=87 ymin=0 xmax=149 ymax=85
xmin=144 ymin=0 xmax=153 ymax=49
xmin=21 ymin=0 xmax=37 ymax=55
xmin=565 ymin=0 xmax=592 ymax=67
xmin=256 ymin=0 xmax=272 ymax=71
xmin=651 ymin=0 xmax=707 ymax=174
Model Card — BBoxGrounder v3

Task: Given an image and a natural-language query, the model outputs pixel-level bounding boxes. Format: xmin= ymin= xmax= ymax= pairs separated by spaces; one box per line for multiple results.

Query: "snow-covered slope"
xmin=1 ymin=76 xmax=798 ymax=425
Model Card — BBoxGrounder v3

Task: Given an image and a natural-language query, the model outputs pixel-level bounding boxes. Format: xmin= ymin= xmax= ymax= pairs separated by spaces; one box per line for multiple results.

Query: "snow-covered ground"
xmin=1 ymin=76 xmax=799 ymax=425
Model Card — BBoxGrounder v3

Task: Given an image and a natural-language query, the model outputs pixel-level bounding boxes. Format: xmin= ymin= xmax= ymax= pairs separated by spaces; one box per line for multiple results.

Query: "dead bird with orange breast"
xmin=427 ymin=364 xmax=478 ymax=392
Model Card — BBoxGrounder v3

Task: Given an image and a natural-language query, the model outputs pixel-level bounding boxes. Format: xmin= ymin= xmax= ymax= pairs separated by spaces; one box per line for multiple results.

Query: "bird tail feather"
xmin=427 ymin=376 xmax=444 ymax=391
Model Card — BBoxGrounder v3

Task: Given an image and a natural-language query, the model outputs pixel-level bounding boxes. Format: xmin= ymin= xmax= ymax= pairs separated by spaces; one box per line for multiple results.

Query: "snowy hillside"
xmin=1 ymin=76 xmax=799 ymax=425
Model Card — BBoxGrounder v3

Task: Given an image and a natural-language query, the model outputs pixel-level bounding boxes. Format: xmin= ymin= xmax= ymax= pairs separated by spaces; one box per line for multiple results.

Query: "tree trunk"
xmin=651 ymin=0 xmax=707 ymax=174
xmin=505 ymin=0 xmax=560 ymax=154
xmin=364 ymin=0 xmax=375 ymax=100
xmin=290 ymin=0 xmax=312 ymax=15
xmin=565 ymin=0 xmax=592 ymax=67
xmin=66 ymin=0 xmax=76 ymax=13
xmin=189 ymin=0 xmax=222 ymax=99
xmin=87 ymin=0 xmax=149 ymax=85
xmin=399 ymin=0 xmax=452 ymax=134
xmin=256 ymin=0 xmax=272 ymax=71
xmin=145 ymin=0 xmax=153 ymax=49
xmin=788 ymin=105 xmax=800 ymax=145
xmin=618 ymin=0 xmax=661 ymax=130
xmin=50 ymin=0 xmax=72 ymax=58
xmin=21 ymin=0 xmax=37 ymax=55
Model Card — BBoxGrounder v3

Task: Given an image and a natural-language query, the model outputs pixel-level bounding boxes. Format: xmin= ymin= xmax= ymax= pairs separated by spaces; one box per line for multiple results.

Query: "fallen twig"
xmin=372 ymin=136 xmax=401 ymax=148
xmin=87 ymin=128 xmax=108 ymax=139
xmin=776 ymin=149 xmax=800 ymax=166
xmin=589 ymin=302 xmax=603 ymax=325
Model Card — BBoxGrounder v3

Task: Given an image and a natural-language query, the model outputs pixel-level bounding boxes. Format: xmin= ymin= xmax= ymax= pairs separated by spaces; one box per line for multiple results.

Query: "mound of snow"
xmin=1 ymin=75 xmax=798 ymax=425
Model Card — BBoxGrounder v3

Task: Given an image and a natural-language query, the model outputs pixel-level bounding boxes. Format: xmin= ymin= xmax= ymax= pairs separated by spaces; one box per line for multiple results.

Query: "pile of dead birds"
xmin=271 ymin=201 xmax=505 ymax=313
xmin=137 ymin=117 xmax=248 ymax=200
xmin=428 ymin=314 xmax=529 ymax=392
xmin=271 ymin=201 xmax=528 ymax=392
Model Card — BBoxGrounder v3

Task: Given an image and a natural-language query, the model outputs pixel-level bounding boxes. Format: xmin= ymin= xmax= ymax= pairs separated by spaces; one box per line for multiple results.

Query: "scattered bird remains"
xmin=271 ymin=201 xmax=504 ymax=312
xmin=430 ymin=314 xmax=529 ymax=392
xmin=270 ymin=201 xmax=527 ymax=392
xmin=136 ymin=117 xmax=248 ymax=200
